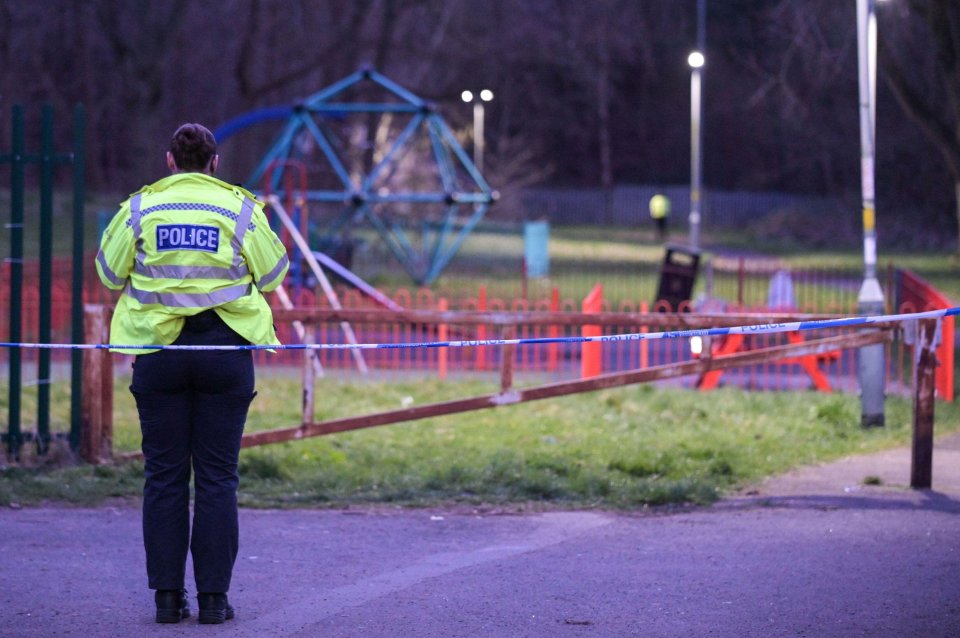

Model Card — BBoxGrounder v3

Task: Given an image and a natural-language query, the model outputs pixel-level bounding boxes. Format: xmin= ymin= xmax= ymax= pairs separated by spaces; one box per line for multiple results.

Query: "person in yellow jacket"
xmin=649 ymin=193 xmax=671 ymax=243
xmin=96 ymin=123 xmax=288 ymax=625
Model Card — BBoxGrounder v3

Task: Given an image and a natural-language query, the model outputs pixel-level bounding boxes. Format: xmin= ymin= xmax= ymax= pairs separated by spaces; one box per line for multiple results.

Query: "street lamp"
xmin=856 ymin=0 xmax=886 ymax=427
xmin=461 ymin=89 xmax=494 ymax=174
xmin=688 ymin=50 xmax=705 ymax=251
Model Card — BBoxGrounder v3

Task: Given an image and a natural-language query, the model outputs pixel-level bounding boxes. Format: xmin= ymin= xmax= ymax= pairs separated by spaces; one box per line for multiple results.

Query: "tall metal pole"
xmin=70 ymin=104 xmax=86 ymax=452
xmin=689 ymin=64 xmax=702 ymax=251
xmin=462 ymin=89 xmax=493 ymax=174
xmin=38 ymin=105 xmax=54 ymax=453
xmin=473 ymin=101 xmax=484 ymax=174
xmin=856 ymin=0 xmax=886 ymax=427
xmin=689 ymin=0 xmax=706 ymax=251
xmin=7 ymin=106 xmax=25 ymax=460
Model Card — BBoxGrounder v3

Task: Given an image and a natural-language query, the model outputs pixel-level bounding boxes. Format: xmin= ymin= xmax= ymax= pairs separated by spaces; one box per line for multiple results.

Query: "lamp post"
xmin=461 ymin=89 xmax=494 ymax=174
xmin=688 ymin=50 xmax=704 ymax=251
xmin=688 ymin=0 xmax=706 ymax=251
xmin=856 ymin=0 xmax=886 ymax=427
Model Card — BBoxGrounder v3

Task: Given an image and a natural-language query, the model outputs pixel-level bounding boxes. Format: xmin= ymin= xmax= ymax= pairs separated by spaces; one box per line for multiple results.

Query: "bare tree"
xmin=879 ymin=0 xmax=960 ymax=251
xmin=0 ymin=0 xmax=951 ymax=239
xmin=234 ymin=0 xmax=371 ymax=100
xmin=711 ymin=0 xmax=860 ymax=195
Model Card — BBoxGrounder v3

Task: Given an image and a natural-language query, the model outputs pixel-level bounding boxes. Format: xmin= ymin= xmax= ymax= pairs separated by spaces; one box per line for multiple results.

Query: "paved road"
xmin=2 ymin=435 xmax=960 ymax=637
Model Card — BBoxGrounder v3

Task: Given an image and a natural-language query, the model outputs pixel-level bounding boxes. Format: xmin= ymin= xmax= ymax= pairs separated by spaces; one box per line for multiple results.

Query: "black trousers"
xmin=130 ymin=311 xmax=255 ymax=594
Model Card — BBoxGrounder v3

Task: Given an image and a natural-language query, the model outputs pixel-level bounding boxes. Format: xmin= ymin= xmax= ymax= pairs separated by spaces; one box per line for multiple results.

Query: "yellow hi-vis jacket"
xmin=95 ymin=172 xmax=289 ymax=354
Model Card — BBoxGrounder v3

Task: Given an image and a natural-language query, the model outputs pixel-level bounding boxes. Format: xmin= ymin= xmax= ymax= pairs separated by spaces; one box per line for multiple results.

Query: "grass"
xmin=3 ymin=189 xmax=955 ymax=305
xmin=350 ymin=223 xmax=959 ymax=309
xmin=705 ymin=229 xmax=960 ymax=302
xmin=3 ymin=374 xmax=958 ymax=509
xmin=2 ymin=202 xmax=958 ymax=509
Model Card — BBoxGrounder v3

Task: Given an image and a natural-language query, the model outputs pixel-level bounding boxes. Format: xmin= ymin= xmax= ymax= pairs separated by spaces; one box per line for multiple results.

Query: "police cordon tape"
xmin=0 ymin=306 xmax=957 ymax=352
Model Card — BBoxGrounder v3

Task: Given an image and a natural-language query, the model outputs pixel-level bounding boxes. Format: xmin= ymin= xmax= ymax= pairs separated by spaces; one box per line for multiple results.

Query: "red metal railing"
xmin=0 ymin=255 xmax=949 ymax=398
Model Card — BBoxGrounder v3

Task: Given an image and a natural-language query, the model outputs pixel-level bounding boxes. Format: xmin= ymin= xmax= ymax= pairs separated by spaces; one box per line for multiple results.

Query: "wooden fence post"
xmin=301 ymin=324 xmax=316 ymax=430
xmin=81 ymin=304 xmax=113 ymax=463
xmin=500 ymin=325 xmax=516 ymax=392
xmin=910 ymin=318 xmax=938 ymax=489
xmin=547 ymin=287 xmax=559 ymax=372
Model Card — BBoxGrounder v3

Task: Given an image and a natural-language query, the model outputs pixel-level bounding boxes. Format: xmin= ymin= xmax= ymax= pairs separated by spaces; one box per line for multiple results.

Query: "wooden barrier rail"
xmin=236 ymin=330 xmax=891 ymax=448
xmin=82 ymin=304 xmax=944 ymax=490
xmin=269 ymin=307 xmax=851 ymax=328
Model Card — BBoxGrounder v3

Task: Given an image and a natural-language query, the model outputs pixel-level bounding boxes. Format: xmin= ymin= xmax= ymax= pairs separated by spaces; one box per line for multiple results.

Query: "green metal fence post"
xmin=36 ymin=105 xmax=54 ymax=454
xmin=7 ymin=106 xmax=24 ymax=460
xmin=70 ymin=104 xmax=86 ymax=452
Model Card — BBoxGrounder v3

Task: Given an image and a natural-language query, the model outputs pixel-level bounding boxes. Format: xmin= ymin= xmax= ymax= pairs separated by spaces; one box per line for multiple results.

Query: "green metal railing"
xmin=1 ymin=103 xmax=85 ymax=459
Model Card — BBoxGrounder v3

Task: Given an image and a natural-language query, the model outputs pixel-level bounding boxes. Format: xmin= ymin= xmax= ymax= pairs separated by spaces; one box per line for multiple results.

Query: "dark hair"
xmin=169 ymin=123 xmax=217 ymax=172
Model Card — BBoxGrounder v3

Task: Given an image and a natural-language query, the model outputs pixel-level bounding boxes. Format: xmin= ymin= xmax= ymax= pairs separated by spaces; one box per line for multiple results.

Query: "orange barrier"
xmin=476 ymin=286 xmax=488 ymax=371
xmin=898 ymin=270 xmax=955 ymax=401
xmin=698 ymin=332 xmax=834 ymax=392
xmin=437 ymin=298 xmax=448 ymax=380
xmin=581 ymin=284 xmax=603 ymax=378
xmin=639 ymin=301 xmax=649 ymax=369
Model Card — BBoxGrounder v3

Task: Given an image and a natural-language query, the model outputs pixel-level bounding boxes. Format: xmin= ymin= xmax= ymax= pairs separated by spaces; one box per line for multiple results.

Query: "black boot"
xmin=155 ymin=589 xmax=190 ymax=623
xmin=197 ymin=592 xmax=235 ymax=624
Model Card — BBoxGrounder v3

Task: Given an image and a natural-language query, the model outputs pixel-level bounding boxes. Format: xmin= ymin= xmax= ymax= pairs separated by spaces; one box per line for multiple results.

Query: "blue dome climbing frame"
xmin=215 ymin=68 xmax=496 ymax=285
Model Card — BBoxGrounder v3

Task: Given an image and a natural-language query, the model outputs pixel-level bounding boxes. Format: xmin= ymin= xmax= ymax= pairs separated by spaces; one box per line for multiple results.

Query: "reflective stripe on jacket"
xmin=95 ymin=172 xmax=289 ymax=353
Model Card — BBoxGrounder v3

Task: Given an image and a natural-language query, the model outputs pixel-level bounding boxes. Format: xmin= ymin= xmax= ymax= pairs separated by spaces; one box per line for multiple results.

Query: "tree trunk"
xmin=955 ymin=180 xmax=960 ymax=254
xmin=596 ymin=32 xmax=613 ymax=224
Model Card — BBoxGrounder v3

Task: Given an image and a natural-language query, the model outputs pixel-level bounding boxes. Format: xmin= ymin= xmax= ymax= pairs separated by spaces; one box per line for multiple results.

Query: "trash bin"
xmin=655 ymin=245 xmax=700 ymax=312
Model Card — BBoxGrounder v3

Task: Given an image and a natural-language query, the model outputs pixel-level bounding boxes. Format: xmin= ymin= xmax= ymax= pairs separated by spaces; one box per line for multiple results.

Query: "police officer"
xmin=96 ymin=123 xmax=289 ymax=624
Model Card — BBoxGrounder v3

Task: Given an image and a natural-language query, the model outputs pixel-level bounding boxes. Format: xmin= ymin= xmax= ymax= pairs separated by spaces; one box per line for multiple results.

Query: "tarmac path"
xmin=2 ymin=434 xmax=959 ymax=637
